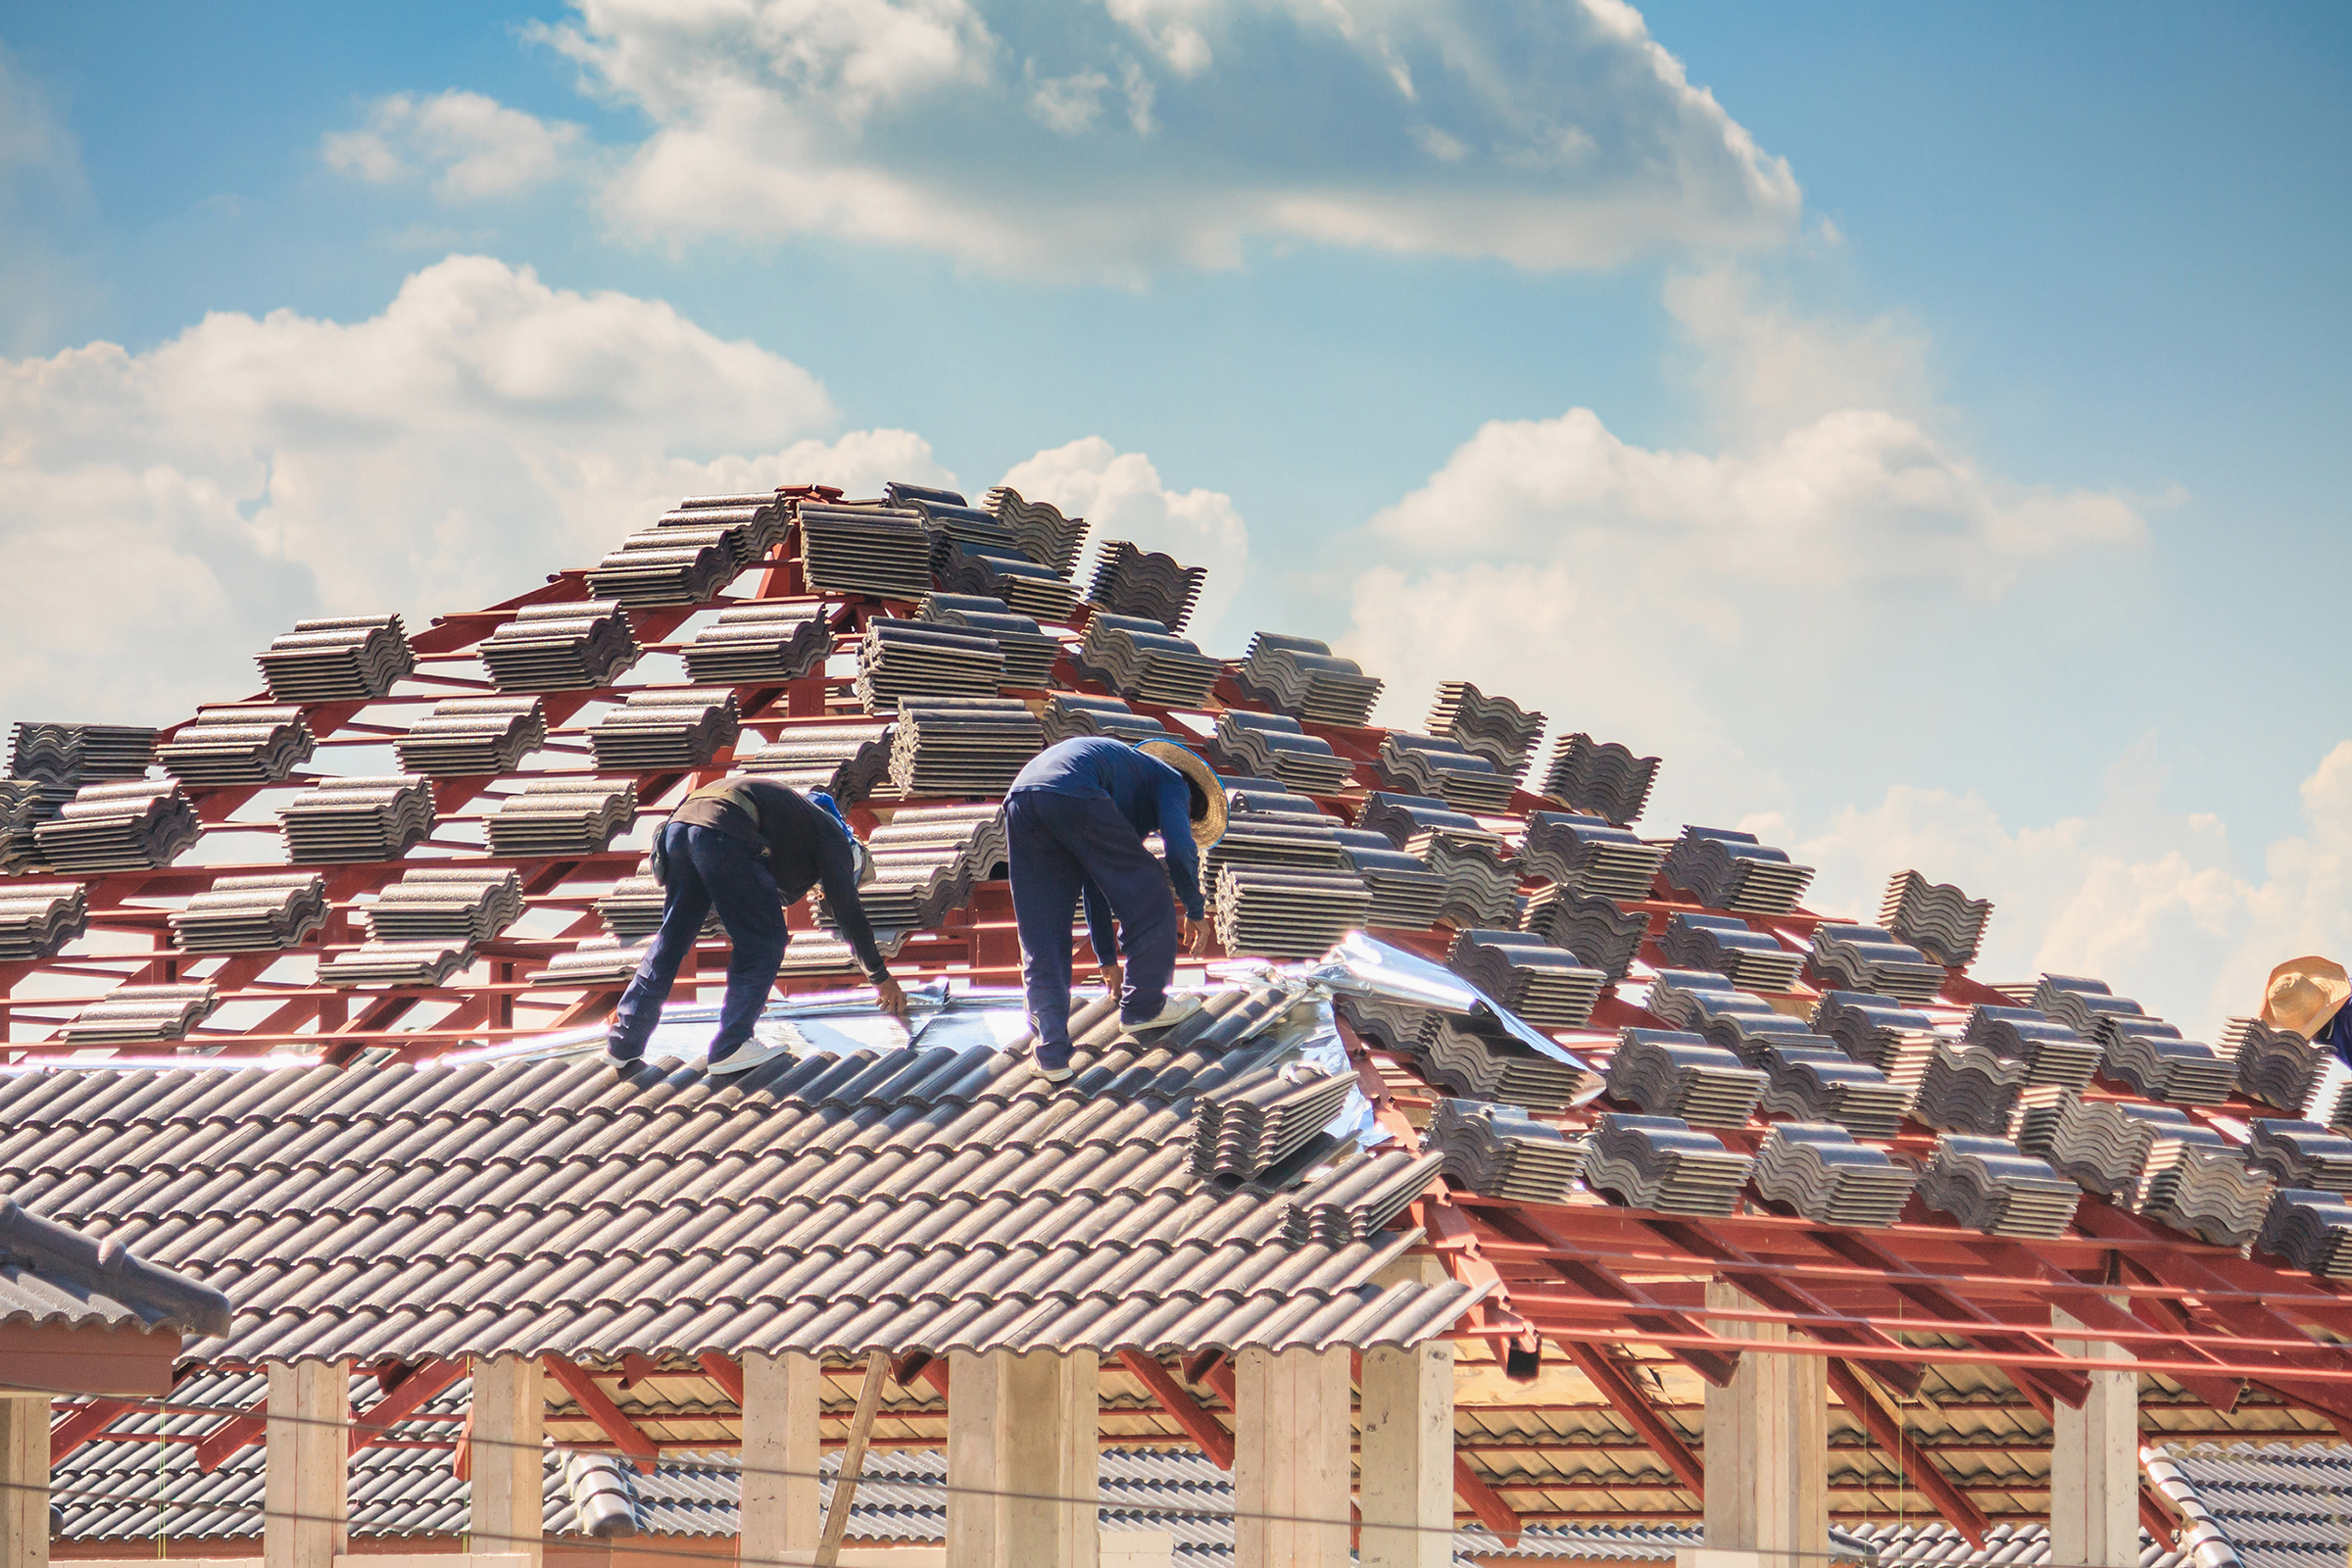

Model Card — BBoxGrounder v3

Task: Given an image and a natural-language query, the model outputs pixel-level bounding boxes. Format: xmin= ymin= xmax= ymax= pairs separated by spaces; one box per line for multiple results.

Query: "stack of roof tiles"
xmin=1751 ymin=1123 xmax=1917 ymax=1227
xmin=1357 ymin=794 xmax=1520 ymax=924
xmin=33 ymin=781 xmax=203 ymax=871
xmin=680 ymin=602 xmax=834 ymax=685
xmin=1811 ymin=991 xmax=1940 ymax=1102
xmin=1425 ymin=682 xmax=1544 ymax=781
xmin=1330 ymin=827 xmax=1447 ymax=930
xmin=1805 ymin=923 xmax=1946 ymax=1003
xmin=2259 ymin=1190 xmax=2352 ymax=1278
xmin=2228 ymin=1016 xmax=2333 ymax=1115
xmin=887 ymin=699 xmax=1044 ymax=797
xmin=585 ymin=525 xmax=739 ymax=607
xmin=1520 ymin=886 xmax=1647 ymax=982
xmin=596 ymin=860 xmax=719 ymax=943
xmin=930 ymin=534 xmax=1079 ymax=622
xmin=1231 ymin=633 xmax=1383 ymax=726
xmin=1075 ymin=614 xmax=1222 ymax=708
xmin=1912 ymin=1041 xmax=2029 ymax=1135
xmin=741 ymin=722 xmax=897 ymax=802
xmin=320 ymin=940 xmax=476 ymax=989
xmin=168 ymin=873 xmax=328 ymax=953
xmin=1210 ymin=710 xmax=1353 ymax=794
xmin=1331 ymin=992 xmax=1430 ymax=1055
xmin=1662 ymin=826 xmax=1815 ymax=914
xmin=1212 ymin=865 xmax=1372 ymax=958
xmin=1357 ymin=791 xmax=1485 ymax=848
xmin=1582 ymin=1112 xmax=1752 ymax=1216
xmin=1086 ymin=541 xmax=1204 ymax=631
xmin=484 ymin=780 xmax=637 ymax=857
xmin=1880 ymin=870 xmax=1993 ymax=968
xmin=1752 ymin=1038 xmax=1911 ymax=1139
xmin=59 ymin=982 xmax=220 ymax=1044
xmin=155 ymin=706 xmax=316 ymax=785
xmin=9 ymin=719 xmax=159 ymax=782
xmin=796 ymin=503 xmax=933 ymax=600
xmin=982 ymin=485 xmax=1090 ymax=575
xmin=1426 ymin=1097 xmax=1589 ymax=1202
xmin=1281 ymin=1151 xmax=1447 ymax=1246
xmin=2046 ymin=1097 xmax=2224 ymax=1202
xmin=277 ymin=776 xmax=437 ymax=862
xmin=1189 ymin=1064 xmax=1354 ymax=1183
xmin=1538 ymin=733 xmax=1658 ymax=825
xmin=2033 ymin=976 xmax=2234 ymax=1102
xmin=1446 ymin=929 xmax=1605 ymax=1027
xmin=1916 ymin=1134 xmax=2081 ymax=1238
xmin=2248 ymin=1119 xmax=2352 ymax=1191
xmin=1604 ymin=1029 xmax=1767 ymax=1128
xmin=0 ymin=780 xmax=62 ymax=873
xmin=1644 ymin=968 xmax=1807 ymax=1054
xmin=1203 ymin=810 xmax=1350 ymax=899
xmin=2141 ymin=1146 xmax=2276 ymax=1249
xmin=1518 ymin=811 xmax=1667 ymax=900
xmin=916 ymin=594 xmax=1060 ymax=690
xmin=0 ymin=883 xmax=88 ymax=960
xmin=256 ymin=614 xmax=415 ymax=701
xmin=587 ymin=689 xmax=743 ymax=770
xmin=1414 ymin=1012 xmax=1590 ymax=1110
xmin=1038 ymin=694 xmax=1170 ymax=745
xmin=837 ymin=805 xmax=1008 ymax=930
xmin=393 ymin=696 xmax=548 ymax=777
xmin=1962 ymin=1002 xmax=2103 ymax=1090
xmin=363 ymin=868 xmax=523 ymax=944
xmin=853 ymin=619 xmax=1005 ymax=711
xmin=480 ymin=602 xmax=641 ymax=692
xmin=534 ymin=937 xmax=651 ymax=989
xmin=1660 ymin=911 xmax=1803 ymax=991
xmin=1377 ymin=733 xmax=1516 ymax=811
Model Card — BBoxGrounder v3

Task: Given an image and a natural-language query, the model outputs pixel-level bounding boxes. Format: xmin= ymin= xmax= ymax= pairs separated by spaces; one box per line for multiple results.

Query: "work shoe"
xmin=1031 ymin=1054 xmax=1076 ymax=1084
xmin=603 ymin=1034 xmax=644 ymax=1069
xmin=707 ymin=1035 xmax=792 ymax=1076
xmin=1119 ymin=992 xmax=1203 ymax=1038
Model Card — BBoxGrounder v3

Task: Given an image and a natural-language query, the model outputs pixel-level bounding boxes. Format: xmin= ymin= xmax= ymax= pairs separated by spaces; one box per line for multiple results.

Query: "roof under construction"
xmin=3 ymin=476 xmax=2350 ymax=1560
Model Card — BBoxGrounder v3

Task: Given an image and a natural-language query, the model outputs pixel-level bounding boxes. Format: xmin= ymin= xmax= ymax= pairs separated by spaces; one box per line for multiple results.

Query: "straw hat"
xmin=1137 ymin=741 xmax=1229 ymax=850
xmin=2263 ymin=956 xmax=2351 ymax=1038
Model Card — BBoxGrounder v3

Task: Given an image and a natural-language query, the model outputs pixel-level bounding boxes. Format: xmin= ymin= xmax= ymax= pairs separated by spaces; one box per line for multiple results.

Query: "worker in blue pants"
xmin=1004 ymin=737 xmax=1228 ymax=1081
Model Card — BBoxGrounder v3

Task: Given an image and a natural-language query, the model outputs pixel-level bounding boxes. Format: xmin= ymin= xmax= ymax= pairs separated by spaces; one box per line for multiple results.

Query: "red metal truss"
xmin=349 ymin=1358 xmax=466 ymax=1456
xmin=544 ymin=1356 xmax=662 ymax=1473
xmin=1825 ymin=1358 xmax=1989 ymax=1544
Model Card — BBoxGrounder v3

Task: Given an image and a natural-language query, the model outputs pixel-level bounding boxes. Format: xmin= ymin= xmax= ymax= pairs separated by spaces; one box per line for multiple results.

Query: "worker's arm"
xmin=1154 ymin=771 xmax=1206 ymax=919
xmin=810 ymin=824 xmax=894 ymax=988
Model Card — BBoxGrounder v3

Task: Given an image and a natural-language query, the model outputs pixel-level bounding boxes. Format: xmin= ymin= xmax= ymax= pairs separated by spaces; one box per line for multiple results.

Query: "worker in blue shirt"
xmin=1004 ymin=737 xmax=1228 ymax=1081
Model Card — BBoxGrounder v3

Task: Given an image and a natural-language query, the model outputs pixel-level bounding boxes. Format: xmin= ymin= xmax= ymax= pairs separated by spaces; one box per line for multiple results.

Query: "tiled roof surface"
xmin=0 ymin=988 xmax=1478 ymax=1366
xmin=0 ymin=1192 xmax=228 ymax=1337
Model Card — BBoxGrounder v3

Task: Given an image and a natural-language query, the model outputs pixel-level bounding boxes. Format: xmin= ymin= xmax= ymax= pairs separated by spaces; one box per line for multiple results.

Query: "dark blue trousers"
xmin=609 ymin=821 xmax=788 ymax=1058
xmin=1004 ymin=789 xmax=1179 ymax=1069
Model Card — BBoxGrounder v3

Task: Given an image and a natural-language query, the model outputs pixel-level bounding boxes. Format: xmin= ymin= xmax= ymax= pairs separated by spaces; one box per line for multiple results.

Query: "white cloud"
xmin=0 ymin=256 xmax=914 ymax=726
xmin=528 ymin=0 xmax=1798 ymax=280
xmin=321 ymin=91 xmax=584 ymax=201
xmin=1785 ymin=738 xmax=2352 ymax=1038
xmin=0 ymin=46 xmax=78 ymax=187
xmin=1665 ymin=264 xmax=1937 ymax=439
xmin=998 ymin=436 xmax=1249 ymax=641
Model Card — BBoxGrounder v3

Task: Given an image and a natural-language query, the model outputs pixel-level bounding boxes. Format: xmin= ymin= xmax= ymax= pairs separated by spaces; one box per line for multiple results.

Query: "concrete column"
xmin=947 ymin=1348 xmax=1101 ymax=1568
xmin=264 ymin=1358 xmax=349 ymax=1568
xmin=1702 ymin=1283 xmax=1826 ymax=1568
xmin=2051 ymin=1306 xmax=2138 ymax=1568
xmin=469 ymin=1354 xmax=544 ymax=1567
xmin=740 ymin=1352 xmax=824 ymax=1566
xmin=1233 ymin=1347 xmax=1351 ymax=1568
xmin=0 ymin=1395 xmax=50 ymax=1568
xmin=1358 ymin=1342 xmax=1453 ymax=1568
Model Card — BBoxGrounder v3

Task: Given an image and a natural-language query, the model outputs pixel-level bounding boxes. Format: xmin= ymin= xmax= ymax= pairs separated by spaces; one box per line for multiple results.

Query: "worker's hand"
xmin=1179 ymin=915 xmax=1208 ymax=955
xmin=1097 ymin=962 xmax=1122 ymax=996
xmin=873 ymin=976 xmax=909 ymax=1018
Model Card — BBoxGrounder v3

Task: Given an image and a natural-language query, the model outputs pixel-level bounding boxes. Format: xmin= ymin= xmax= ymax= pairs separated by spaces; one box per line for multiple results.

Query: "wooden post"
xmin=2051 ymin=1306 xmax=2137 ymax=1568
xmin=264 ymin=1359 xmax=349 ymax=1568
xmin=1233 ymin=1347 xmax=1351 ymax=1568
xmin=1701 ymin=1282 xmax=1825 ymax=1568
xmin=469 ymin=1353 xmax=544 ymax=1567
xmin=741 ymin=1351 xmax=824 ymax=1565
xmin=0 ymin=1394 xmax=50 ymax=1568
xmin=948 ymin=1348 xmax=1102 ymax=1568
xmin=815 ymin=1351 xmax=892 ymax=1567
xmin=1358 ymin=1342 xmax=1453 ymax=1568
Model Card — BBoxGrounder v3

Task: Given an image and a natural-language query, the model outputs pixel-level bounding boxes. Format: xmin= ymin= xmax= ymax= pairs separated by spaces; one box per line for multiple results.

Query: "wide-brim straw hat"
xmin=2263 ymin=956 xmax=2351 ymax=1038
xmin=1137 ymin=741 xmax=1229 ymax=850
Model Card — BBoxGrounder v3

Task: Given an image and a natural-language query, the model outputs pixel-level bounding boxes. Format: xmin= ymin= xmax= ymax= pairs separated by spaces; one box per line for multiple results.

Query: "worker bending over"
xmin=2266 ymin=956 xmax=2352 ymax=1063
xmin=1004 ymin=736 xmax=1227 ymax=1081
xmin=608 ymin=776 xmax=907 ymax=1073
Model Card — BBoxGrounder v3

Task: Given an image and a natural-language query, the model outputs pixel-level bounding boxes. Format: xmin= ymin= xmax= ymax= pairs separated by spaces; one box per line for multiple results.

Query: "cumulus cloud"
xmin=0 ymin=256 xmax=925 ymax=727
xmin=530 ymin=0 xmax=1798 ymax=279
xmin=998 ymin=436 xmax=1249 ymax=640
xmin=321 ymin=90 xmax=584 ymax=200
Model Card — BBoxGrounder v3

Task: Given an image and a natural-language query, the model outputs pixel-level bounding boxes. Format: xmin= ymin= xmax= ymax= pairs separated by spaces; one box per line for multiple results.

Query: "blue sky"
xmin=2 ymin=0 xmax=2348 ymax=1027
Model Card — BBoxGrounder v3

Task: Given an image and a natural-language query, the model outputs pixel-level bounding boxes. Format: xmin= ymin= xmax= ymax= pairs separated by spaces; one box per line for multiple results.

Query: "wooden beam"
xmin=815 ymin=1350 xmax=892 ymax=1568
xmin=2139 ymin=1486 xmax=2178 ymax=1548
xmin=1825 ymin=1359 xmax=1987 ymax=1547
xmin=1117 ymin=1349 xmax=1234 ymax=1468
xmin=1559 ymin=1341 xmax=1705 ymax=1496
xmin=543 ymin=1356 xmax=662 ymax=1474
xmin=193 ymin=1395 xmax=269 ymax=1473
xmin=49 ymin=1397 xmax=134 ymax=1464
xmin=349 ymin=1358 xmax=464 ymax=1455
xmin=1452 ymin=1454 xmax=1523 ymax=1544
xmin=695 ymin=1351 xmax=745 ymax=1405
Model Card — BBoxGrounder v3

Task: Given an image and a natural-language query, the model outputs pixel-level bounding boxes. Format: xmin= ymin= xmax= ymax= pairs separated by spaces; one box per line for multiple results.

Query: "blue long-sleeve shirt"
xmin=1007 ymin=738 xmax=1206 ymax=955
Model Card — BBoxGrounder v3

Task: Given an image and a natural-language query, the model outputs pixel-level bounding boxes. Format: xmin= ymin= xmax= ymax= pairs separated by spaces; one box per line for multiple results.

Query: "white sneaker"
xmin=707 ymin=1035 xmax=792 ymax=1076
xmin=1031 ymin=1058 xmax=1076 ymax=1084
xmin=1120 ymin=992 xmax=1203 ymax=1037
